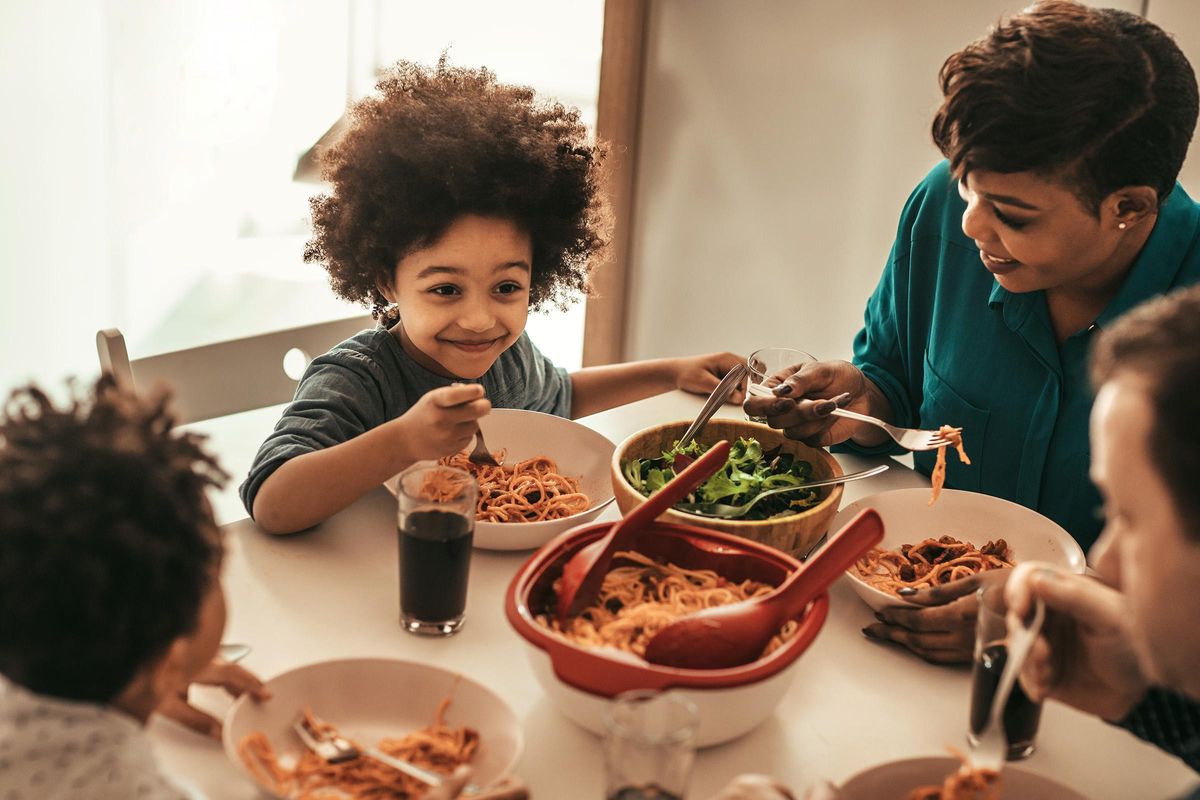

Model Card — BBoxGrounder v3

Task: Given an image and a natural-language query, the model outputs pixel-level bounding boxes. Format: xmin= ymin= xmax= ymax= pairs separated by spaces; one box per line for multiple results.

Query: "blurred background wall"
xmin=623 ymin=0 xmax=1199 ymax=362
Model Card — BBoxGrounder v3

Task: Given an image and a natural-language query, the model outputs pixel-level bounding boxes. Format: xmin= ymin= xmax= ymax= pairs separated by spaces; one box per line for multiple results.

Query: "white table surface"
xmin=153 ymin=390 xmax=1198 ymax=799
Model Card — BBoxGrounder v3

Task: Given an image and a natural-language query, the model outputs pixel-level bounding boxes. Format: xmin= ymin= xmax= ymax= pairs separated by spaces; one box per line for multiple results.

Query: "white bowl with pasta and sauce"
xmin=838 ymin=755 xmax=1086 ymax=799
xmin=222 ymin=657 xmax=523 ymax=798
xmin=386 ymin=409 xmax=616 ymax=551
xmin=505 ymin=519 xmax=829 ymax=747
xmin=829 ymin=488 xmax=1086 ymax=612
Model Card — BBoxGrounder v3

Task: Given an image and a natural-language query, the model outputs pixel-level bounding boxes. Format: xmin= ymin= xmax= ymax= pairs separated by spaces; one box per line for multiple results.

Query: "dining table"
xmin=150 ymin=389 xmax=1199 ymax=799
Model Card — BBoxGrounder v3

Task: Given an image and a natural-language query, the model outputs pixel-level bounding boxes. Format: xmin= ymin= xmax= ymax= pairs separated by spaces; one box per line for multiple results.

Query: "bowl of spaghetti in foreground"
xmin=838 ymin=755 xmax=1085 ymax=799
xmin=504 ymin=520 xmax=828 ymax=747
xmin=830 ymin=488 xmax=1086 ymax=613
xmin=222 ymin=657 xmax=522 ymax=798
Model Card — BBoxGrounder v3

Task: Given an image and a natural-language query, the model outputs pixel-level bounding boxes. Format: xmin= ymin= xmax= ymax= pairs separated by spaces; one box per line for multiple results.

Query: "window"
xmin=0 ymin=0 xmax=602 ymax=394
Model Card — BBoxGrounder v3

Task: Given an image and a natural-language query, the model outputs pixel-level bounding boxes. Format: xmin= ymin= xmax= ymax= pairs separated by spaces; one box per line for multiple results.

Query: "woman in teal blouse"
xmin=745 ymin=1 xmax=1200 ymax=663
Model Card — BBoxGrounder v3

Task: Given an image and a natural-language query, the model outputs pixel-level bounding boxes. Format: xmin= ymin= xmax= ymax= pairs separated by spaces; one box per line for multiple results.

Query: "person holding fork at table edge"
xmin=745 ymin=0 xmax=1200 ymax=664
xmin=242 ymin=56 xmax=743 ymax=535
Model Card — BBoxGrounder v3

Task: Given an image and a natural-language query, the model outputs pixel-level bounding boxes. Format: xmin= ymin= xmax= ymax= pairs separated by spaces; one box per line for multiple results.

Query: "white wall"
xmin=624 ymin=0 xmax=1198 ymax=364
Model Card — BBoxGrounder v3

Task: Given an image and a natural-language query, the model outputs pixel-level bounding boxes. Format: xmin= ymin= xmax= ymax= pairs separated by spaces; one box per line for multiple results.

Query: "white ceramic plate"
xmin=385 ymin=409 xmax=616 ymax=550
xmin=222 ymin=658 xmax=523 ymax=798
xmin=838 ymin=755 xmax=1086 ymax=799
xmin=830 ymin=488 xmax=1086 ymax=611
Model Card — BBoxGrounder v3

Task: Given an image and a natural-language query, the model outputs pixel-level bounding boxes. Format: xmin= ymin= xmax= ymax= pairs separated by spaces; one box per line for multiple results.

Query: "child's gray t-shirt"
xmin=239 ymin=326 xmax=572 ymax=518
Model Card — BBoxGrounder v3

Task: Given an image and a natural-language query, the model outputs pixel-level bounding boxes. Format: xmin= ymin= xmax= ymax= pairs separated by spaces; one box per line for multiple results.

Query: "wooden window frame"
xmin=582 ymin=0 xmax=649 ymax=366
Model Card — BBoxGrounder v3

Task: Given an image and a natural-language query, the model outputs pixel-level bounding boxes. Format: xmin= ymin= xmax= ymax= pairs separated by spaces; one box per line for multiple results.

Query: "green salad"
xmin=621 ymin=437 xmax=820 ymax=521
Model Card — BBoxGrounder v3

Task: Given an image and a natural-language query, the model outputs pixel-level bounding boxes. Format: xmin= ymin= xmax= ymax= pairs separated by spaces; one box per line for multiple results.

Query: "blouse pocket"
xmin=916 ymin=351 xmax=990 ymax=492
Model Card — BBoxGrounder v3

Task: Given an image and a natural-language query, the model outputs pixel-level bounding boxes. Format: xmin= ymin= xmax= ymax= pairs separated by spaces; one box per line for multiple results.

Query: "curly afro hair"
xmin=304 ymin=56 xmax=610 ymax=322
xmin=0 ymin=376 xmax=227 ymax=702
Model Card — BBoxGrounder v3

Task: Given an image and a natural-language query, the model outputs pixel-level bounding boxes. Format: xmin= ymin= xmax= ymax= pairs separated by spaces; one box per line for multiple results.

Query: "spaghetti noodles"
xmin=853 ymin=535 xmax=1013 ymax=596
xmin=541 ymin=550 xmax=797 ymax=658
xmin=237 ymin=700 xmax=478 ymax=800
xmin=437 ymin=450 xmax=590 ymax=523
xmin=929 ymin=426 xmax=970 ymax=506
xmin=907 ymin=749 xmax=1001 ymax=800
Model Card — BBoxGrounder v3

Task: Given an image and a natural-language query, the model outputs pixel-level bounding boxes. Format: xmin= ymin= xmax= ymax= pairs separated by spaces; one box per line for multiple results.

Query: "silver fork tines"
xmin=292 ymin=713 xmax=356 ymax=764
xmin=830 ymin=408 xmax=955 ymax=452
xmin=468 ymin=427 xmax=500 ymax=467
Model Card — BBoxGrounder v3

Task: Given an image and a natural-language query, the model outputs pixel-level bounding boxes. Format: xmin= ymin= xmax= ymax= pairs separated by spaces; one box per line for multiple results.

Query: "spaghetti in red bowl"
xmin=504 ymin=520 xmax=828 ymax=746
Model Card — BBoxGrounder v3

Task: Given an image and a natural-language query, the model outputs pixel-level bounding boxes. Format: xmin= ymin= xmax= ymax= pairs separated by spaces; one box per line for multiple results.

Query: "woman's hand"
xmin=862 ymin=571 xmax=1006 ymax=664
xmin=673 ymin=352 xmax=747 ymax=403
xmin=708 ymin=773 xmax=796 ymax=800
xmin=157 ymin=660 xmax=269 ymax=739
xmin=1005 ymin=563 xmax=1148 ymax=721
xmin=399 ymin=384 xmax=492 ymax=462
xmin=741 ymin=361 xmax=888 ymax=448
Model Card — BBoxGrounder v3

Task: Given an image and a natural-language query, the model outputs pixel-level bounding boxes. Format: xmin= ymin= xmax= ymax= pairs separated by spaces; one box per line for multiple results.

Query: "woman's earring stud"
xmin=1118 ymin=221 xmax=1128 ymax=230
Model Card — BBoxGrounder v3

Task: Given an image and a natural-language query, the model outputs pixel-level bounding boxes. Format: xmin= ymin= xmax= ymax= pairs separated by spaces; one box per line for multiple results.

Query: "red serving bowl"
xmin=504 ymin=520 xmax=829 ymax=746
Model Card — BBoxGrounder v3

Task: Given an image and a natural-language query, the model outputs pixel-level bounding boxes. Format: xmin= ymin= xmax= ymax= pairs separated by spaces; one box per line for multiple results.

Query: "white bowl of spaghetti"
xmin=838 ymin=754 xmax=1086 ymax=799
xmin=830 ymin=488 xmax=1086 ymax=612
xmin=223 ymin=657 xmax=522 ymax=799
xmin=389 ymin=409 xmax=616 ymax=551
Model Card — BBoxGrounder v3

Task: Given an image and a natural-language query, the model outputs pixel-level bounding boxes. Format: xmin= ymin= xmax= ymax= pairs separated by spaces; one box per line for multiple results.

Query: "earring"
xmin=1118 ymin=222 xmax=1128 ymax=230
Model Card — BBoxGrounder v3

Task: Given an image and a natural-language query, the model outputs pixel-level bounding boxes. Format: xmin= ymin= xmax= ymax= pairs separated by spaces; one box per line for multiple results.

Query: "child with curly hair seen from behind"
xmin=0 ymin=376 xmax=267 ymax=799
xmin=243 ymin=57 xmax=742 ymax=533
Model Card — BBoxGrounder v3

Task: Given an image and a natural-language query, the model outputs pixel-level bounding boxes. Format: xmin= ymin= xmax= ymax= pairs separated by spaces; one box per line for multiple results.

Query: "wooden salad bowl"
xmin=610 ymin=418 xmax=844 ymax=557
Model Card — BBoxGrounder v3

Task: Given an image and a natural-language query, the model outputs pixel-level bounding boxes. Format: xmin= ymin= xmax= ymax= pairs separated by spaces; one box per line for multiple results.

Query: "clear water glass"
xmin=745 ymin=346 xmax=817 ymax=422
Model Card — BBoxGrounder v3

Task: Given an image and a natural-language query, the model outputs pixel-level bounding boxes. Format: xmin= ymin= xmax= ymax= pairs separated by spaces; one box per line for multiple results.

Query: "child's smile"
xmin=384 ymin=214 xmax=532 ymax=380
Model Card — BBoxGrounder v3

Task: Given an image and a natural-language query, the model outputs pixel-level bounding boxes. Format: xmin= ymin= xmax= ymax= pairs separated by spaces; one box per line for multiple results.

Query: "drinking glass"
xmin=745 ymin=347 xmax=817 ymax=423
xmin=396 ymin=464 xmax=476 ymax=636
xmin=603 ymin=689 xmax=698 ymax=800
xmin=968 ymin=581 xmax=1043 ymax=759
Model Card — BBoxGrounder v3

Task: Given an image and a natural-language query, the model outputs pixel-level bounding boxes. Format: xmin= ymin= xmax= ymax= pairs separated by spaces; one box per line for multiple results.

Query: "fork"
xmin=968 ymin=597 xmax=1046 ymax=774
xmin=677 ymin=362 xmax=749 ymax=450
xmin=292 ymin=711 xmax=480 ymax=794
xmin=674 ymin=464 xmax=890 ymax=518
xmin=829 ymin=408 xmax=955 ymax=451
xmin=467 ymin=426 xmax=500 ymax=467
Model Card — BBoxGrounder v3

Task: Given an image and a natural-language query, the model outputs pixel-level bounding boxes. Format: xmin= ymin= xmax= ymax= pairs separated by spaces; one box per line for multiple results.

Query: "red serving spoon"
xmin=642 ymin=507 xmax=884 ymax=669
xmin=556 ymin=439 xmax=732 ymax=621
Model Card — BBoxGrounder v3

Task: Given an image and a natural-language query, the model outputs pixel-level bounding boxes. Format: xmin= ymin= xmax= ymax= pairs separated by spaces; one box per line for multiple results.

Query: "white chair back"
xmin=96 ymin=315 xmax=374 ymax=424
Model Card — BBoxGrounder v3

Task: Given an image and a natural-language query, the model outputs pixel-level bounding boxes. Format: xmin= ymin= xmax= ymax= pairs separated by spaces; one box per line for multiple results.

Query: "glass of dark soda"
xmin=603 ymin=690 xmax=698 ymax=800
xmin=968 ymin=581 xmax=1043 ymax=759
xmin=396 ymin=464 xmax=476 ymax=636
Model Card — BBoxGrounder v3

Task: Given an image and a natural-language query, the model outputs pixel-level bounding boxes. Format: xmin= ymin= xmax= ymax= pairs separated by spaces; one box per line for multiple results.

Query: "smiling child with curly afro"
xmin=243 ymin=58 xmax=743 ymax=534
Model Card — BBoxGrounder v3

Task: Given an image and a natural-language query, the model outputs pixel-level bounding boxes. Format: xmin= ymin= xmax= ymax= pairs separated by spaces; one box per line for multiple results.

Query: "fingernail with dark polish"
xmin=814 ymin=400 xmax=836 ymax=416
xmin=834 ymin=392 xmax=853 ymax=407
xmin=896 ymin=587 xmax=917 ymax=597
xmin=861 ymin=626 xmax=878 ymax=640
xmin=873 ymin=612 xmax=886 ymax=623
xmin=774 ymin=384 xmax=793 ymax=396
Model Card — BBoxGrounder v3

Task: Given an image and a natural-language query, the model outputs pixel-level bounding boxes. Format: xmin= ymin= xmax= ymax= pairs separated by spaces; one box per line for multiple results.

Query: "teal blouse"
xmin=847 ymin=160 xmax=1200 ymax=549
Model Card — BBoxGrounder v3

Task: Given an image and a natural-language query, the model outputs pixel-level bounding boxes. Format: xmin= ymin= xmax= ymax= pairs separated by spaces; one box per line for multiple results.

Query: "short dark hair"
xmin=304 ymin=56 xmax=610 ymax=323
xmin=0 ymin=376 xmax=228 ymax=702
xmin=1091 ymin=286 xmax=1200 ymax=537
xmin=932 ymin=0 xmax=1198 ymax=212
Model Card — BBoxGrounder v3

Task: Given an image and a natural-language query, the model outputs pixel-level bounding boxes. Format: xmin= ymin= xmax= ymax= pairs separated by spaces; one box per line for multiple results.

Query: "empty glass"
xmin=603 ymin=690 xmax=698 ymax=800
xmin=745 ymin=347 xmax=817 ymax=422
